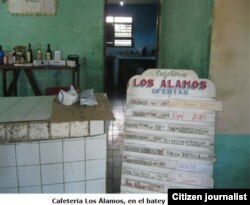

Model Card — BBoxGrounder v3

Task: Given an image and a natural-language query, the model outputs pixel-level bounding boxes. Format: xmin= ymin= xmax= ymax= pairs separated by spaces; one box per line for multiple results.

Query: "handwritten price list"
xmin=121 ymin=69 xmax=222 ymax=193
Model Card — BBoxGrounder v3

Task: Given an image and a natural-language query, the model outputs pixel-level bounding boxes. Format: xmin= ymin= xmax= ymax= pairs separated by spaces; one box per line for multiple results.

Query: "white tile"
xmin=0 ymin=187 xmax=18 ymax=193
xmin=70 ymin=121 xmax=88 ymax=137
xmin=16 ymin=142 xmax=39 ymax=166
xmin=65 ymin=182 xmax=85 ymax=193
xmin=0 ymin=144 xmax=16 ymax=167
xmin=50 ymin=123 xmax=69 ymax=139
xmin=0 ymin=124 xmax=5 ymax=142
xmin=90 ymin=121 xmax=104 ymax=136
xmin=86 ymin=159 xmax=106 ymax=180
xmin=41 ymin=164 xmax=63 ymax=185
xmin=19 ymin=186 xmax=42 ymax=193
xmin=86 ymin=135 xmax=106 ymax=160
xmin=0 ymin=167 xmax=18 ymax=188
xmin=6 ymin=122 xmax=28 ymax=141
xmin=28 ymin=121 xmax=49 ymax=140
xmin=18 ymin=165 xmax=41 ymax=187
xmin=64 ymin=161 xmax=85 ymax=183
xmin=40 ymin=140 xmax=62 ymax=164
xmin=63 ymin=138 xmax=85 ymax=162
xmin=86 ymin=179 xmax=106 ymax=193
xmin=42 ymin=184 xmax=64 ymax=193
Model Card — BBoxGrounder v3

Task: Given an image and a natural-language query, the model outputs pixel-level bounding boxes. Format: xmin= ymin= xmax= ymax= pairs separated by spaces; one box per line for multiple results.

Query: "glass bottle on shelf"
xmin=46 ymin=44 xmax=52 ymax=60
xmin=0 ymin=45 xmax=4 ymax=65
xmin=37 ymin=43 xmax=42 ymax=60
xmin=26 ymin=43 xmax=33 ymax=63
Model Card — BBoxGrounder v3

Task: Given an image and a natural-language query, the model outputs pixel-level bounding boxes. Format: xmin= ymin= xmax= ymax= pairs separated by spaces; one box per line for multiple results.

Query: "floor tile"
xmin=106 ymin=88 xmax=126 ymax=193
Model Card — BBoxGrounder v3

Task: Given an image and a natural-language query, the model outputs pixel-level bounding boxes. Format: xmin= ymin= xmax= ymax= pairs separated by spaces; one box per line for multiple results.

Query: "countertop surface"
xmin=0 ymin=96 xmax=54 ymax=123
xmin=0 ymin=94 xmax=114 ymax=123
xmin=107 ymin=54 xmax=156 ymax=60
xmin=115 ymin=54 xmax=156 ymax=60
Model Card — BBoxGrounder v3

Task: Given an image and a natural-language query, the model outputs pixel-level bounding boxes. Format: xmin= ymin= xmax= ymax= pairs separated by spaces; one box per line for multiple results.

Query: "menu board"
xmin=120 ymin=69 xmax=222 ymax=193
xmin=8 ymin=0 xmax=57 ymax=15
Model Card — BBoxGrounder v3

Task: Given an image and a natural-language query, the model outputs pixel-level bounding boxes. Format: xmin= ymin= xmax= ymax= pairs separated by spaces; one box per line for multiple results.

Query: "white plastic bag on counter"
xmin=80 ymin=89 xmax=98 ymax=106
xmin=57 ymin=85 xmax=79 ymax=106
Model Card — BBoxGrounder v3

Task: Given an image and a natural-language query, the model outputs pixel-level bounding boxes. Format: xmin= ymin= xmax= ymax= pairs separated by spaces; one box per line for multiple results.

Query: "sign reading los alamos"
xmin=120 ymin=69 xmax=222 ymax=193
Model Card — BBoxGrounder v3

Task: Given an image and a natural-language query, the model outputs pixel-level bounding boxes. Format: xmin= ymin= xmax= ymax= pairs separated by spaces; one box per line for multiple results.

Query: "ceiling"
xmin=107 ymin=0 xmax=158 ymax=4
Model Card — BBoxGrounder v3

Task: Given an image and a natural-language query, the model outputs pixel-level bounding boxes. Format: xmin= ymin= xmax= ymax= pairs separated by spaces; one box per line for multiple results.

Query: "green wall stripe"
xmin=214 ymin=134 xmax=250 ymax=188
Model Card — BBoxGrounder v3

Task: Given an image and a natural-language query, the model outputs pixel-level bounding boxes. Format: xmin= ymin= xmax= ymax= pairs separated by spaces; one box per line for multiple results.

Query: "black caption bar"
xmin=168 ymin=189 xmax=249 ymax=204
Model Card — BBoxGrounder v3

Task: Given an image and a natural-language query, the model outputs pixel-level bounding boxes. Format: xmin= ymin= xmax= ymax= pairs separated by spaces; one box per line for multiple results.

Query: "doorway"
xmin=104 ymin=0 xmax=160 ymax=98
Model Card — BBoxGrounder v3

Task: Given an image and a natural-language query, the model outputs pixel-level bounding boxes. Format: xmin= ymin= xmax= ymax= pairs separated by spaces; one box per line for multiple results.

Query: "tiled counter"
xmin=0 ymin=95 xmax=114 ymax=193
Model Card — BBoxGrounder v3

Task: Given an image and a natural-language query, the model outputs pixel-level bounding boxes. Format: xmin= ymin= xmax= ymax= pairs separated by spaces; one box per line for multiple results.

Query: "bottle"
xmin=0 ymin=45 xmax=4 ymax=65
xmin=142 ymin=47 xmax=147 ymax=56
xmin=37 ymin=43 xmax=42 ymax=60
xmin=26 ymin=43 xmax=33 ymax=63
xmin=3 ymin=55 xmax=8 ymax=64
xmin=12 ymin=49 xmax=16 ymax=64
xmin=46 ymin=44 xmax=52 ymax=60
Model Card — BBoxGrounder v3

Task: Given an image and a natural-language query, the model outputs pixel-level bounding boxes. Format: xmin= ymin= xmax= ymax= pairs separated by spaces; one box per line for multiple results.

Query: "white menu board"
xmin=121 ymin=69 xmax=222 ymax=193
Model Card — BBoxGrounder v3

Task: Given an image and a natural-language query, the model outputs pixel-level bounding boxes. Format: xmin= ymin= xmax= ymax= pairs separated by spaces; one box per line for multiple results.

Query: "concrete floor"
xmin=106 ymin=88 xmax=126 ymax=193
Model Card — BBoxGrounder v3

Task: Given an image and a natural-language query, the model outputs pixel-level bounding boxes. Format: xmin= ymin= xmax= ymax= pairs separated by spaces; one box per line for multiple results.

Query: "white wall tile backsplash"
xmin=70 ymin=121 xmax=88 ymax=137
xmin=0 ymin=167 xmax=18 ymax=188
xmin=50 ymin=123 xmax=70 ymax=139
xmin=16 ymin=142 xmax=39 ymax=166
xmin=42 ymin=184 xmax=64 ymax=193
xmin=41 ymin=164 xmax=63 ymax=185
xmin=19 ymin=186 xmax=42 ymax=193
xmin=28 ymin=121 xmax=49 ymax=140
xmin=0 ymin=187 xmax=18 ymax=193
xmin=5 ymin=122 xmax=28 ymax=141
xmin=86 ymin=179 xmax=106 ymax=193
xmin=0 ymin=145 xmax=16 ymax=167
xmin=18 ymin=165 xmax=41 ymax=187
xmin=63 ymin=138 xmax=85 ymax=162
xmin=0 ymin=128 xmax=107 ymax=193
xmin=86 ymin=159 xmax=106 ymax=180
xmin=86 ymin=135 xmax=106 ymax=160
xmin=65 ymin=182 xmax=85 ymax=193
xmin=0 ymin=124 xmax=5 ymax=140
xmin=64 ymin=161 xmax=85 ymax=183
xmin=90 ymin=121 xmax=104 ymax=136
xmin=40 ymin=140 xmax=62 ymax=164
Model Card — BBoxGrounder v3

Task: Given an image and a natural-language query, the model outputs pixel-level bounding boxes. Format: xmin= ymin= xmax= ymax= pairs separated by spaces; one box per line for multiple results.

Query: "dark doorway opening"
xmin=104 ymin=0 xmax=160 ymax=98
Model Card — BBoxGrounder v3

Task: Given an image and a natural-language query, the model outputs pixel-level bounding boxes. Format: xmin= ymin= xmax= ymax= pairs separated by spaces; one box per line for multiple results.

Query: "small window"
xmin=106 ymin=16 xmax=133 ymax=47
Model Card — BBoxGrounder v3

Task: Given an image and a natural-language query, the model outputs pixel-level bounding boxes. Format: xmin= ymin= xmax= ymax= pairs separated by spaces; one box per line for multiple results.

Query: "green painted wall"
xmin=1 ymin=0 xmax=249 ymax=190
xmin=158 ymin=0 xmax=213 ymax=78
xmin=214 ymin=134 xmax=250 ymax=188
xmin=0 ymin=0 xmax=105 ymax=96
